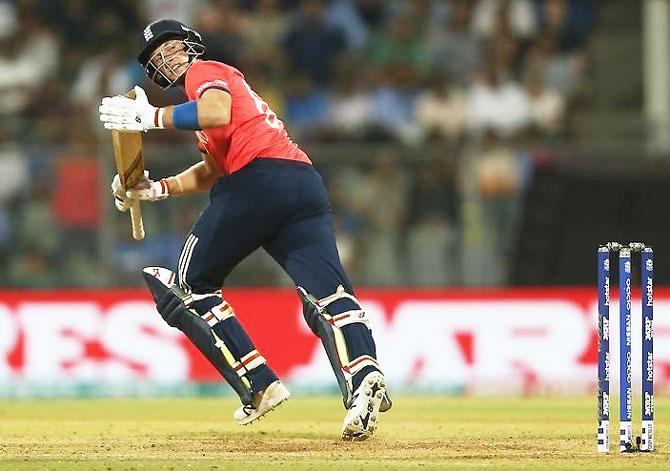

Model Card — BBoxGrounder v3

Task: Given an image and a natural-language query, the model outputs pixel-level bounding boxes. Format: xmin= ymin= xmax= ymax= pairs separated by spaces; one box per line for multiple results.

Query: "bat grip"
xmin=129 ymin=200 xmax=145 ymax=240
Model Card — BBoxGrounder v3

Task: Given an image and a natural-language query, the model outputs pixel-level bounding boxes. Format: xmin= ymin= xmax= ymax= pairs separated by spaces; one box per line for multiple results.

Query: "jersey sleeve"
xmin=184 ymin=61 xmax=233 ymax=99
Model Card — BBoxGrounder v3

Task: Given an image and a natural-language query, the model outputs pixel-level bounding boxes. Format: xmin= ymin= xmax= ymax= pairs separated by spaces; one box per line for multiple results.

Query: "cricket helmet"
xmin=137 ymin=19 xmax=205 ymax=89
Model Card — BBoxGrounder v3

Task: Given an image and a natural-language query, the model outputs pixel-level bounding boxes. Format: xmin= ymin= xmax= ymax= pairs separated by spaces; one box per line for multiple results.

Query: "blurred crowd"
xmin=0 ymin=0 xmax=598 ymax=287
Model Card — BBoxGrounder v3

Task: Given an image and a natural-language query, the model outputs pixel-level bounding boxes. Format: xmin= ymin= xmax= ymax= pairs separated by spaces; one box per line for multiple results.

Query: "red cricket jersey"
xmin=184 ymin=60 xmax=311 ymax=175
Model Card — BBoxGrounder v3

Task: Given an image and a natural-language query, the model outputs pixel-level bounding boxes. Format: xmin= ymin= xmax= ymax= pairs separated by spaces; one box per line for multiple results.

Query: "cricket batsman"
xmin=98 ymin=19 xmax=391 ymax=440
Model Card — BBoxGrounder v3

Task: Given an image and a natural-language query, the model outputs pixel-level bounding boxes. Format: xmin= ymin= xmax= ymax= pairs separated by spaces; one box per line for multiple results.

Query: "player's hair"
xmin=137 ymin=19 xmax=205 ymax=89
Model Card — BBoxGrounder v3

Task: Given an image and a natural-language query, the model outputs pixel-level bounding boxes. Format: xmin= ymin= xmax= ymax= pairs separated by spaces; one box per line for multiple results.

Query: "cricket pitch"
xmin=0 ymin=395 xmax=668 ymax=469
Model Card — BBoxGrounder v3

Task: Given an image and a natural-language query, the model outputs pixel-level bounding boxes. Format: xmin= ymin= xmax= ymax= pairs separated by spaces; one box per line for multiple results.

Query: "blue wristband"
xmin=172 ymin=101 xmax=200 ymax=130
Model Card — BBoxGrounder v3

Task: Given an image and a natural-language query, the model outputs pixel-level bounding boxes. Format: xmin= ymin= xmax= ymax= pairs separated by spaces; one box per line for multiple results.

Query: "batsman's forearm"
xmin=165 ymin=161 xmax=218 ymax=195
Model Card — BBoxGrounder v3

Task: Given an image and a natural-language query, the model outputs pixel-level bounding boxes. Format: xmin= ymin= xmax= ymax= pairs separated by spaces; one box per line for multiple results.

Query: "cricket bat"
xmin=111 ymin=89 xmax=145 ymax=240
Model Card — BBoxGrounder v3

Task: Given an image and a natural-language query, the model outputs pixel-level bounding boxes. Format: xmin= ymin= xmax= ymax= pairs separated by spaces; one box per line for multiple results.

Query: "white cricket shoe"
xmin=233 ymin=380 xmax=291 ymax=425
xmin=341 ymin=371 xmax=388 ymax=441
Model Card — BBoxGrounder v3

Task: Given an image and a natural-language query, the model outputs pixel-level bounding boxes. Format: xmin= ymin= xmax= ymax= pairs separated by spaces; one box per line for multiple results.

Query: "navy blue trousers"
xmin=180 ymin=158 xmax=353 ymax=300
xmin=178 ymin=158 xmax=377 ymax=393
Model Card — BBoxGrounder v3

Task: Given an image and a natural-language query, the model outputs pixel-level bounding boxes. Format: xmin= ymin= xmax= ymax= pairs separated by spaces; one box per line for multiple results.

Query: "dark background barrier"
xmin=512 ymin=156 xmax=670 ymax=285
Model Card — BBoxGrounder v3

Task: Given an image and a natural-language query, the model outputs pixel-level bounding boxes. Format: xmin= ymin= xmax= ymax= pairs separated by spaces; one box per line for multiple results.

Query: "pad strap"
xmin=232 ymin=350 xmax=267 ymax=377
xmin=329 ymin=309 xmax=370 ymax=328
xmin=316 ymin=285 xmax=360 ymax=309
xmin=316 ymin=286 xmax=369 ymax=328
xmin=343 ymin=355 xmax=379 ymax=378
xmin=189 ymin=291 xmax=222 ymax=301
xmin=201 ymin=301 xmax=235 ymax=327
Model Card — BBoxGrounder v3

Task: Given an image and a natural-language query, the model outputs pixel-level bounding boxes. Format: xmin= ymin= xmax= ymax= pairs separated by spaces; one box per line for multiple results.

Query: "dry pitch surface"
xmin=0 ymin=395 xmax=668 ymax=470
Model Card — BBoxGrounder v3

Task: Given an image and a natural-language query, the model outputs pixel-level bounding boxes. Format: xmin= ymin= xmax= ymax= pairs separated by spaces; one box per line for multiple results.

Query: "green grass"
xmin=0 ymin=395 xmax=668 ymax=469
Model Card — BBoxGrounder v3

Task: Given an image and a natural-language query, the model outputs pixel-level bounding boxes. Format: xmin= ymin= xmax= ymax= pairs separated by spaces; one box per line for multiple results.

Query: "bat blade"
xmin=111 ymin=93 xmax=146 ymax=240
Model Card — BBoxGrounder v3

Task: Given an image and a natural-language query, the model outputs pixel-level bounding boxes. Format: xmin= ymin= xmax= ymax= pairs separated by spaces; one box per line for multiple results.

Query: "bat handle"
xmin=130 ymin=200 xmax=145 ymax=240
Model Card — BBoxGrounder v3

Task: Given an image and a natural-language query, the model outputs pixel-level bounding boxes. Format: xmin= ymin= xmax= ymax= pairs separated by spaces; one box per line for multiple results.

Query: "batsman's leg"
xmin=297 ymin=284 xmax=390 ymax=441
xmin=188 ymin=291 xmax=289 ymax=425
xmin=142 ymin=267 xmax=255 ymax=405
xmin=265 ymin=197 xmax=391 ymax=440
xmin=176 ymin=226 xmax=290 ymax=425
xmin=144 ymin=265 xmax=290 ymax=424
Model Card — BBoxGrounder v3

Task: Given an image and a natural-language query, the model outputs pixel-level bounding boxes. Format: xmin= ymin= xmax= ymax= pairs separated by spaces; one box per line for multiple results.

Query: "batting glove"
xmin=111 ymin=171 xmax=169 ymax=212
xmin=111 ymin=173 xmax=131 ymax=212
xmin=99 ymin=86 xmax=164 ymax=132
xmin=125 ymin=170 xmax=170 ymax=202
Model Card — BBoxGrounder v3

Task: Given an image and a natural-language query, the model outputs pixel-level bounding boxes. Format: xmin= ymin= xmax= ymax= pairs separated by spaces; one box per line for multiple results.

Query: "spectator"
xmin=142 ymin=0 xmax=205 ymax=25
xmin=489 ymin=30 xmax=524 ymax=78
xmin=467 ymin=55 xmax=530 ymax=137
xmin=283 ymin=73 xmax=330 ymax=139
xmin=113 ymin=218 xmax=151 ymax=286
xmin=406 ymin=160 xmax=461 ymax=284
xmin=239 ymin=56 xmax=286 ymax=120
xmin=49 ymin=2 xmax=144 ymax=75
xmin=195 ymin=0 xmax=248 ymax=67
xmin=540 ymin=0 xmax=594 ymax=52
xmin=0 ymin=4 xmax=58 ymax=119
xmin=355 ymin=151 xmax=409 ymax=285
xmin=524 ymin=65 xmax=565 ymax=135
xmin=0 ymin=134 xmax=31 ymax=204
xmin=471 ymin=0 xmax=538 ymax=39
xmin=473 ymin=132 xmax=525 ymax=282
xmin=14 ymin=163 xmax=58 ymax=261
xmin=524 ymin=34 xmax=586 ymax=99
xmin=327 ymin=57 xmax=372 ymax=140
xmin=43 ymin=1 xmax=103 ymax=50
xmin=0 ymin=0 xmax=16 ymax=43
xmin=283 ymin=0 xmax=347 ymax=86
xmin=26 ymin=76 xmax=79 ymax=144
xmin=8 ymin=248 xmax=57 ymax=288
xmin=408 ymin=161 xmax=461 ymax=227
xmin=368 ymin=65 xmax=421 ymax=143
xmin=367 ymin=9 xmax=432 ymax=80
xmin=428 ymin=0 xmax=483 ymax=85
xmin=243 ymin=0 xmax=289 ymax=68
xmin=527 ymin=1 xmax=590 ymax=105
xmin=238 ymin=1 xmax=288 ymax=120
xmin=51 ymin=147 xmax=100 ymax=259
xmin=355 ymin=0 xmax=390 ymax=32
xmin=0 ymin=132 xmax=29 ymax=279
xmin=325 ymin=0 xmax=369 ymax=51
xmin=407 ymin=213 xmax=453 ymax=286
xmin=71 ymin=42 xmax=140 ymax=118
xmin=416 ymin=73 xmax=469 ymax=142
xmin=325 ymin=172 xmax=367 ymax=279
